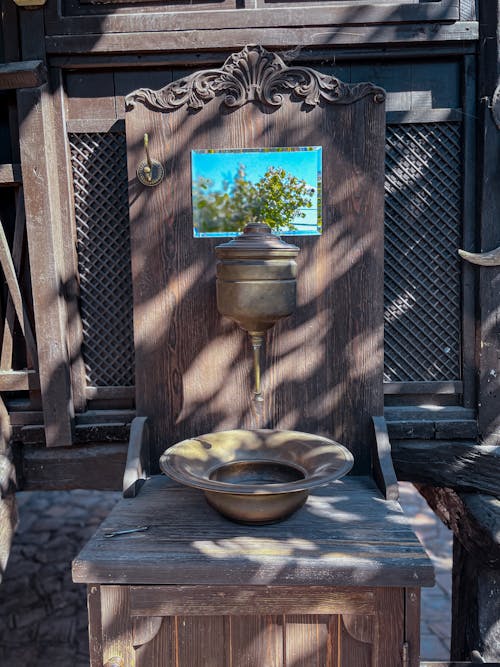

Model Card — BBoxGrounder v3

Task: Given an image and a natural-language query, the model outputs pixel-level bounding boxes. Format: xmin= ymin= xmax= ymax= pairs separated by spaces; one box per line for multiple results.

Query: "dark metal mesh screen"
xmin=384 ymin=122 xmax=462 ymax=382
xmin=69 ymin=132 xmax=135 ymax=387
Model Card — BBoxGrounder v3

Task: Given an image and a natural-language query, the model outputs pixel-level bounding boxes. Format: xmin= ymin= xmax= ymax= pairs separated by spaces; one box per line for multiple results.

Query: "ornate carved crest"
xmin=125 ymin=45 xmax=385 ymax=112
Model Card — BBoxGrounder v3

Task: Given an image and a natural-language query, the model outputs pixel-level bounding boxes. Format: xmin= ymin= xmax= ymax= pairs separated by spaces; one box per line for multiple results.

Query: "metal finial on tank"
xmin=215 ymin=222 xmax=300 ymax=400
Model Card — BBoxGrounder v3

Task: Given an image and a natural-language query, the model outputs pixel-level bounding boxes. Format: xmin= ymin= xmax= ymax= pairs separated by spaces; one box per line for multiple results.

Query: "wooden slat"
xmin=391 ymin=440 xmax=499 ymax=496
xmin=0 ymin=370 xmax=38 ymax=391
xmin=405 ymin=588 xmax=421 ymax=667
xmin=383 ymin=381 xmax=463 ymax=394
xmin=177 ymin=616 xmax=229 ymax=667
xmin=86 ymin=386 xmax=135 ymax=401
xmin=44 ymin=3 xmax=460 ymax=38
xmin=386 ymin=109 xmax=464 ymax=124
xmin=100 ymin=586 xmax=135 ymax=667
xmin=372 ymin=416 xmax=399 ymax=501
xmin=130 ymin=585 xmax=376 ymax=617
xmin=285 ymin=615 xmax=335 ymax=667
xmin=0 ymin=60 xmax=46 ymax=90
xmin=230 ymin=615 xmax=283 ymax=667
xmin=45 ymin=22 xmax=478 ymax=56
xmin=87 ymin=585 xmax=103 ymax=667
xmin=340 ymin=615 xmax=373 ymax=666
xmin=373 ymin=588 xmax=404 ymax=667
xmin=72 ymin=475 xmax=434 ymax=587
xmin=0 ymin=210 xmax=38 ymax=365
xmin=1 ymin=189 xmax=27 ymax=370
xmin=20 ymin=442 xmax=127 ymax=491
xmin=17 ymin=84 xmax=74 ymax=447
xmin=0 ymin=164 xmax=22 ymax=186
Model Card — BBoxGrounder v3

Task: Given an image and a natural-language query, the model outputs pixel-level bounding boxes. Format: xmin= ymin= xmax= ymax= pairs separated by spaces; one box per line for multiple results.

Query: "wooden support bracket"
xmin=371 ymin=416 xmax=399 ymax=501
xmin=123 ymin=416 xmax=150 ymax=498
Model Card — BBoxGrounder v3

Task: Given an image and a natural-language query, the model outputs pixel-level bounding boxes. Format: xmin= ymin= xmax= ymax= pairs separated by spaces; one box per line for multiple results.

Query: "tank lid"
xmin=215 ymin=222 xmax=299 ymax=259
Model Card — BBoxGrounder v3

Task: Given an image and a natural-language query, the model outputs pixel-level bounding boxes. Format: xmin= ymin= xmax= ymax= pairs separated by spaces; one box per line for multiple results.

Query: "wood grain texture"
xmin=17 ymin=84 xmax=74 ymax=447
xmin=87 ymin=585 xmax=103 ymax=667
xmin=0 ymin=164 xmax=22 ymax=185
xmin=126 ymin=56 xmax=385 ymax=474
xmin=373 ymin=588 xmax=404 ymax=667
xmin=230 ymin=615 xmax=283 ymax=667
xmin=72 ymin=475 xmax=434 ymax=587
xmin=405 ymin=588 xmax=421 ymax=667
xmin=45 ymin=2 xmax=460 ymax=39
xmin=100 ymin=586 xmax=134 ymax=667
xmin=130 ymin=585 xmax=376 ymax=616
xmin=0 ymin=60 xmax=46 ymax=90
xmin=177 ymin=616 xmax=229 ymax=667
xmin=284 ymin=615 xmax=335 ymax=667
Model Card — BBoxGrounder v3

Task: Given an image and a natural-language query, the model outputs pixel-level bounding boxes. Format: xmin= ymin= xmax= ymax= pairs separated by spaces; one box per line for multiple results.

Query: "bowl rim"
xmin=159 ymin=428 xmax=354 ymax=495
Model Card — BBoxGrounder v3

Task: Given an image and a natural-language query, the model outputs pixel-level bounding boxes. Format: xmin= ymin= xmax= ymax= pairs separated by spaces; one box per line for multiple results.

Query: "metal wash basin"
xmin=159 ymin=429 xmax=353 ymax=524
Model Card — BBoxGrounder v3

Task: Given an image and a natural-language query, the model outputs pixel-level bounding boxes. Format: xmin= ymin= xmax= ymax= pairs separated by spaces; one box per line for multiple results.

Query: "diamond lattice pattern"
xmin=69 ymin=132 xmax=135 ymax=387
xmin=384 ymin=122 xmax=462 ymax=382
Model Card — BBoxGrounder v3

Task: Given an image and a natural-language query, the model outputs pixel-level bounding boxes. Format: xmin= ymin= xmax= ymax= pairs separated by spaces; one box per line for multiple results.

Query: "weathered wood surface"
xmin=372 ymin=416 xmax=399 ymax=501
xmin=89 ymin=583 xmax=412 ymax=666
xmin=45 ymin=22 xmax=478 ymax=56
xmin=0 ymin=164 xmax=22 ymax=185
xmin=0 ymin=60 xmax=46 ymax=90
xmin=129 ymin=585 xmax=376 ymax=616
xmin=17 ymin=83 xmax=74 ymax=447
xmin=44 ymin=3 xmax=461 ymax=38
xmin=476 ymin=0 xmax=500 ymax=445
xmin=123 ymin=416 xmax=149 ymax=498
xmin=73 ymin=474 xmax=433 ymax=587
xmin=19 ymin=442 xmax=128 ymax=490
xmin=126 ymin=48 xmax=385 ymax=474
xmin=391 ymin=440 xmax=500 ymax=496
xmin=418 ymin=486 xmax=500 ymax=568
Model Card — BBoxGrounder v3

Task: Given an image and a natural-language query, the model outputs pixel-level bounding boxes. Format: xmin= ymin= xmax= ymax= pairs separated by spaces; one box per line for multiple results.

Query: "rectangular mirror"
xmin=192 ymin=147 xmax=322 ymax=237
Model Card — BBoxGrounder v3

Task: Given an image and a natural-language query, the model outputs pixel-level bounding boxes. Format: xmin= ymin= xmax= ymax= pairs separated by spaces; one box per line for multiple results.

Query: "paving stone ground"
xmin=0 ymin=482 xmax=451 ymax=665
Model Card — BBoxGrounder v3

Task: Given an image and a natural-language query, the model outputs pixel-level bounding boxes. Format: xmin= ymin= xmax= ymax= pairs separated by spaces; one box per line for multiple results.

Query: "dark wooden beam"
xmin=0 ymin=164 xmax=22 ymax=186
xmin=0 ymin=60 xmax=46 ymax=90
xmin=391 ymin=440 xmax=500 ymax=497
xmin=18 ymin=442 xmax=128 ymax=491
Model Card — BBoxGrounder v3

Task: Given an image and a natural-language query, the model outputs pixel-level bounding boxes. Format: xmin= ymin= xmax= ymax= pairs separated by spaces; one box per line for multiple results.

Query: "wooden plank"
xmin=372 ymin=416 xmax=399 ymax=501
xmin=388 ymin=421 xmax=436 ymax=439
xmin=123 ymin=416 xmax=149 ymax=498
xmin=72 ymin=475 xmax=434 ymax=587
xmin=391 ymin=440 xmax=499 ymax=496
xmin=0 ymin=370 xmax=38 ymax=391
xmin=76 ymin=409 xmax=136 ymax=425
xmin=0 ymin=164 xmax=22 ymax=185
xmin=1 ymin=188 xmax=25 ymax=370
xmin=385 ymin=406 xmax=476 ymax=422
xmin=85 ymin=386 xmax=135 ymax=401
xmin=19 ymin=422 xmax=129 ymax=444
xmin=386 ymin=109 xmax=464 ymax=124
xmin=476 ymin=0 xmax=500 ymax=446
xmin=340 ymin=614 xmax=373 ymax=666
xmin=285 ymin=615 xmax=334 ymax=667
xmin=126 ymin=49 xmax=385 ymax=473
xmin=65 ymin=118 xmax=125 ymax=133
xmin=461 ymin=54 xmax=477 ymax=410
xmin=130 ymin=585 xmax=376 ymax=616
xmin=66 ymin=71 xmax=117 ymax=122
xmin=17 ymin=84 xmax=75 ymax=447
xmin=45 ymin=22 xmax=479 ymax=55
xmin=44 ymin=3 xmax=460 ymax=38
xmin=230 ymin=615 xmax=283 ymax=667
xmin=0 ymin=209 xmax=38 ymax=364
xmin=133 ymin=616 xmax=175 ymax=667
xmin=50 ymin=45 xmax=478 ymax=71
xmin=372 ymin=588 xmax=404 ymax=667
xmin=177 ymin=616 xmax=229 ymax=667
xmin=0 ymin=60 xmax=46 ymax=90
xmin=19 ymin=8 xmax=45 ymax=61
xmin=100 ymin=586 xmax=134 ymax=667
xmin=405 ymin=588 xmax=421 ymax=667
xmin=383 ymin=381 xmax=463 ymax=395
xmin=19 ymin=442 xmax=127 ymax=491
xmin=50 ymin=66 xmax=88 ymax=413
xmin=87 ymin=585 xmax=103 ymax=667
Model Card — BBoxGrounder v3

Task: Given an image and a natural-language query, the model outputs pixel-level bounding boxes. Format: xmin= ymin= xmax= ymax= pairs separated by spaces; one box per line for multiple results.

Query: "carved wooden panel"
xmin=125 ymin=46 xmax=386 ymax=473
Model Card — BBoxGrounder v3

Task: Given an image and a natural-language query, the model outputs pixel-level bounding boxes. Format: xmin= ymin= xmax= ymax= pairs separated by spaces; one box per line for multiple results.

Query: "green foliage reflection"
xmin=193 ymin=164 xmax=315 ymax=234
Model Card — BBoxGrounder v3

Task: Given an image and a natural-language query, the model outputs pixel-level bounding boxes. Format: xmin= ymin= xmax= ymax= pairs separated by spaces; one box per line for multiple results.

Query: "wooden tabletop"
xmin=72 ymin=475 xmax=434 ymax=587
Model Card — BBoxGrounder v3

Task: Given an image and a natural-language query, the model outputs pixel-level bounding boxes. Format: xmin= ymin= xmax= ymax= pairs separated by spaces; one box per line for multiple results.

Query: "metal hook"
xmin=136 ymin=133 xmax=165 ymax=187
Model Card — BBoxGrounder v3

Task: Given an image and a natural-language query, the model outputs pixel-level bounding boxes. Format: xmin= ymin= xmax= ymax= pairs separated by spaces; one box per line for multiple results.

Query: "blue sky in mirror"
xmin=191 ymin=147 xmax=322 ymax=238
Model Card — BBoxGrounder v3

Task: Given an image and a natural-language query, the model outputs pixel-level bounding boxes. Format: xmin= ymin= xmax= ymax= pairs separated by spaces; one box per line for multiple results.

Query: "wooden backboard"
xmin=125 ymin=46 xmax=386 ymax=473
